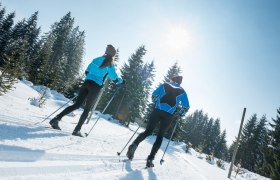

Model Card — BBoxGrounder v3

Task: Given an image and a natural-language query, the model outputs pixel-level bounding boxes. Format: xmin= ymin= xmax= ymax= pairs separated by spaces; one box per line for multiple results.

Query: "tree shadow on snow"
xmin=0 ymin=144 xmax=45 ymax=162
xmin=0 ymin=123 xmax=67 ymax=141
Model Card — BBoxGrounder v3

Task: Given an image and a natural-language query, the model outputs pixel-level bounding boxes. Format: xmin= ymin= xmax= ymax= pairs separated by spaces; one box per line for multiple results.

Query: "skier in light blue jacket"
xmin=50 ymin=45 xmax=125 ymax=137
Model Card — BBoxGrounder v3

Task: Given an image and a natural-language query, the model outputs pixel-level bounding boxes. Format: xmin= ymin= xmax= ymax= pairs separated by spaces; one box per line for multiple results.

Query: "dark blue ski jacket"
xmin=85 ymin=56 xmax=123 ymax=86
xmin=152 ymin=82 xmax=190 ymax=114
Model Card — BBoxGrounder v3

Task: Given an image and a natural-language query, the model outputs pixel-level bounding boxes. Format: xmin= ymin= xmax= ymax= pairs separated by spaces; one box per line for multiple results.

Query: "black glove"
xmin=85 ymin=70 xmax=89 ymax=75
xmin=179 ymin=107 xmax=189 ymax=117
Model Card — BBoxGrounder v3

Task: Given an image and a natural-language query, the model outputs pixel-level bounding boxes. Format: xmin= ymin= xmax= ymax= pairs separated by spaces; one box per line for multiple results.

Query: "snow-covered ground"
xmin=0 ymin=81 xmax=269 ymax=180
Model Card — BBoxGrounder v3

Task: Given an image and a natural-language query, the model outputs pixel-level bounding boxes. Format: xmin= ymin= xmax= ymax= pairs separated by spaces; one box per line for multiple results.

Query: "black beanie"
xmin=171 ymin=76 xmax=183 ymax=85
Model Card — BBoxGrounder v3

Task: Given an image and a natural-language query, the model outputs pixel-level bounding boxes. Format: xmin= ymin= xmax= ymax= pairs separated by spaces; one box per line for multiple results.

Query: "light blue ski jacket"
xmin=85 ymin=56 xmax=123 ymax=86
xmin=153 ymin=82 xmax=190 ymax=114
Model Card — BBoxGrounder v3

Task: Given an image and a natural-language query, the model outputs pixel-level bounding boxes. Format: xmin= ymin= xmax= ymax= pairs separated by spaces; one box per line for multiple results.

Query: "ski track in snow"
xmin=0 ymin=159 xmax=146 ymax=177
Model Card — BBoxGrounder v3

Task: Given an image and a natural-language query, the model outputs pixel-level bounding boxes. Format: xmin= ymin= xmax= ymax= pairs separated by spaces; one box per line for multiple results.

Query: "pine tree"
xmin=35 ymin=34 xmax=54 ymax=85
xmin=45 ymin=12 xmax=74 ymax=90
xmin=260 ymin=108 xmax=280 ymax=179
xmin=183 ymin=110 xmax=208 ymax=148
xmin=34 ymin=12 xmax=84 ymax=91
xmin=215 ymin=130 xmax=228 ymax=159
xmin=163 ymin=62 xmax=181 ymax=83
xmin=9 ymin=11 xmax=41 ymax=79
xmin=200 ymin=118 xmax=224 ymax=157
xmin=61 ymin=27 xmax=85 ymax=93
xmin=0 ymin=5 xmax=17 ymax=95
xmin=28 ymin=38 xmax=44 ymax=84
xmin=236 ymin=114 xmax=258 ymax=171
xmin=254 ymin=116 xmax=269 ymax=173
xmin=138 ymin=61 xmax=156 ymax=119
xmin=110 ymin=46 xmax=147 ymax=126
xmin=23 ymin=12 xmax=42 ymax=81
xmin=228 ymin=140 xmax=237 ymax=161
xmin=202 ymin=118 xmax=215 ymax=154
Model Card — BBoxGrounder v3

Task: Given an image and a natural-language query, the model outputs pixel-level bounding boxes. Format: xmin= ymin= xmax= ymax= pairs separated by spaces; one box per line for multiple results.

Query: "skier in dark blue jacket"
xmin=126 ymin=75 xmax=190 ymax=167
xmin=49 ymin=45 xmax=124 ymax=137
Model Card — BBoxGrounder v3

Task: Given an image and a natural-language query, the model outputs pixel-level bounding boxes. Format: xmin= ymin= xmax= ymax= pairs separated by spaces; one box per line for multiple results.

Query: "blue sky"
xmin=2 ymin=0 xmax=280 ymax=144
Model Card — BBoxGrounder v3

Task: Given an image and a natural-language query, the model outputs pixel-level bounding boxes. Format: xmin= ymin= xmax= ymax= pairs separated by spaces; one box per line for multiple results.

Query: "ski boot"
xmin=126 ymin=143 xmax=138 ymax=160
xmin=146 ymin=155 xmax=154 ymax=168
xmin=72 ymin=131 xmax=84 ymax=137
xmin=49 ymin=117 xmax=61 ymax=130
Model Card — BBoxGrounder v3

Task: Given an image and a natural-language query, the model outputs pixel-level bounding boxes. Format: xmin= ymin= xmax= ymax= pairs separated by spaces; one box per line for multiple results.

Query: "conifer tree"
xmin=202 ymin=118 xmax=215 ymax=154
xmin=113 ymin=46 xmax=147 ymax=126
xmin=227 ymin=140 xmax=236 ymax=161
xmin=35 ymin=34 xmax=54 ymax=85
xmin=34 ymin=12 xmax=84 ymax=91
xmin=163 ymin=62 xmax=181 ymax=83
xmin=45 ymin=12 xmax=74 ymax=90
xmin=139 ymin=61 xmax=156 ymax=117
xmin=259 ymin=108 xmax=280 ymax=179
xmin=236 ymin=114 xmax=258 ymax=171
xmin=183 ymin=110 xmax=208 ymax=148
xmin=61 ymin=27 xmax=85 ymax=93
xmin=10 ymin=11 xmax=41 ymax=79
xmin=0 ymin=5 xmax=17 ymax=95
xmin=23 ymin=12 xmax=44 ymax=82
xmin=254 ymin=116 xmax=269 ymax=171
xmin=215 ymin=130 xmax=228 ymax=159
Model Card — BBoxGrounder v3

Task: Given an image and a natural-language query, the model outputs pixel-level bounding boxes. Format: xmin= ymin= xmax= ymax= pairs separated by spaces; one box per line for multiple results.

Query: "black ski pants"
xmin=56 ymin=80 xmax=102 ymax=131
xmin=132 ymin=108 xmax=173 ymax=159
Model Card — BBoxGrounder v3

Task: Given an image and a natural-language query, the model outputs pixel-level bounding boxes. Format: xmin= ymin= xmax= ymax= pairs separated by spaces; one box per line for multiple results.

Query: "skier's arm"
xmin=181 ymin=91 xmax=190 ymax=109
xmin=152 ymin=84 xmax=163 ymax=103
xmin=179 ymin=91 xmax=190 ymax=116
xmin=85 ymin=58 xmax=97 ymax=75
xmin=107 ymin=65 xmax=123 ymax=85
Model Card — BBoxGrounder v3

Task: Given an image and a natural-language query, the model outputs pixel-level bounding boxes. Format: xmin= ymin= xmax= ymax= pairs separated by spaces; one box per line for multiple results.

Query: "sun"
xmin=164 ymin=25 xmax=192 ymax=52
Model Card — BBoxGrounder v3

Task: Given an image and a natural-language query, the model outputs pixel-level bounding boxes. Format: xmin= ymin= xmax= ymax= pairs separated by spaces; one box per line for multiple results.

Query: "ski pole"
xmin=117 ymin=124 xmax=142 ymax=156
xmin=85 ymin=85 xmax=123 ymax=137
xmin=35 ymin=95 xmax=77 ymax=125
xmin=160 ymin=118 xmax=180 ymax=165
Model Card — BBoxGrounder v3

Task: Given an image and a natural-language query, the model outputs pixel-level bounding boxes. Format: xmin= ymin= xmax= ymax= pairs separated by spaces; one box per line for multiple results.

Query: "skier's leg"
xmin=148 ymin=111 xmax=172 ymax=160
xmin=49 ymin=83 xmax=88 ymax=129
xmin=127 ymin=109 xmax=160 ymax=160
xmin=73 ymin=81 xmax=102 ymax=133
xmin=55 ymin=83 xmax=88 ymax=119
xmin=133 ymin=109 xmax=160 ymax=145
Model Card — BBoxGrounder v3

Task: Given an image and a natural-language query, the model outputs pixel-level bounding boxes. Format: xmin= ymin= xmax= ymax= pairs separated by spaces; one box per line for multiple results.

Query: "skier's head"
xmin=171 ymin=76 xmax=183 ymax=85
xmin=105 ymin=44 xmax=116 ymax=57
xmin=100 ymin=44 xmax=116 ymax=68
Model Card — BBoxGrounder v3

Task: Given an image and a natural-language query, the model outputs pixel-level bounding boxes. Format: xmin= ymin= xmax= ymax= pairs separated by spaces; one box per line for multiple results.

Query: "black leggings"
xmin=133 ymin=109 xmax=173 ymax=159
xmin=56 ymin=80 xmax=102 ymax=131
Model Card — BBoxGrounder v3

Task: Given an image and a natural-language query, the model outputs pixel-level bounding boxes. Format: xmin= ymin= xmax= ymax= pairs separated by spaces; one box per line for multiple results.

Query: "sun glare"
xmin=164 ymin=26 xmax=192 ymax=52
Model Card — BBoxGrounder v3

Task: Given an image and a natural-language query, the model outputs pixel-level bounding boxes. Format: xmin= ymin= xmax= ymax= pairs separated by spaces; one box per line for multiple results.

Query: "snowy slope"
xmin=0 ymin=81 xmax=269 ymax=180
